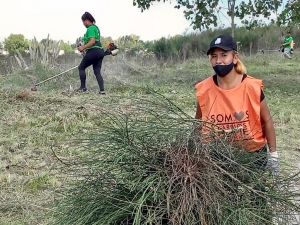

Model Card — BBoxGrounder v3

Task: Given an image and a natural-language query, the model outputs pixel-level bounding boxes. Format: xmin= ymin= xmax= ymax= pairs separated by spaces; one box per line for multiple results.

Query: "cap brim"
xmin=206 ymin=45 xmax=234 ymax=55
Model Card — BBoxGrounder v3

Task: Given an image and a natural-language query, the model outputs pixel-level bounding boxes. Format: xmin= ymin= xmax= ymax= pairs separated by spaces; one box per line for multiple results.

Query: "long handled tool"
xmin=31 ymin=65 xmax=78 ymax=91
xmin=30 ymin=42 xmax=119 ymax=91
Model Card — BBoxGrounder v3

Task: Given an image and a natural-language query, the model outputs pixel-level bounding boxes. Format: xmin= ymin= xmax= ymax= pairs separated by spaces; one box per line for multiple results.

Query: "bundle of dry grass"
xmin=16 ymin=90 xmax=35 ymax=101
xmin=50 ymin=93 xmax=300 ymax=225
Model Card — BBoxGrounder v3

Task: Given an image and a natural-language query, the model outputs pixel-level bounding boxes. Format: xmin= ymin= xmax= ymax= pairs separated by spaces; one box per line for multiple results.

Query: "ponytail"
xmin=235 ymin=59 xmax=247 ymax=74
xmin=81 ymin=12 xmax=96 ymax=23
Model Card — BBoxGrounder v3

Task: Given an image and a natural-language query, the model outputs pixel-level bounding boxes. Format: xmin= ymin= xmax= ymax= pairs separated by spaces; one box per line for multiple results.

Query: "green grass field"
xmin=0 ymin=52 xmax=300 ymax=224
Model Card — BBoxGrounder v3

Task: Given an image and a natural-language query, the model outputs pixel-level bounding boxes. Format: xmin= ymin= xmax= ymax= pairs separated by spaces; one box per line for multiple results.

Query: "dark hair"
xmin=81 ymin=12 xmax=96 ymax=23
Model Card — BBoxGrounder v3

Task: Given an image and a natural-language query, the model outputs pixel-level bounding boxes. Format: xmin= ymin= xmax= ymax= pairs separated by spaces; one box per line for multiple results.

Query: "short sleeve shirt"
xmin=284 ymin=36 xmax=293 ymax=49
xmin=83 ymin=25 xmax=102 ymax=49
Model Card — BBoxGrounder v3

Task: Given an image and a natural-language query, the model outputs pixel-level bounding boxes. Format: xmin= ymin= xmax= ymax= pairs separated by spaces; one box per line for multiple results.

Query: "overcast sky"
xmin=0 ymin=0 xmax=197 ymax=43
xmin=1 ymin=0 xmax=285 ymax=44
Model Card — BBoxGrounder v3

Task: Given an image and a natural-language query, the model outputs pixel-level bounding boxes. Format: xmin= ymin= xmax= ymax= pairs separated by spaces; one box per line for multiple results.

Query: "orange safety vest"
xmin=195 ymin=75 xmax=266 ymax=152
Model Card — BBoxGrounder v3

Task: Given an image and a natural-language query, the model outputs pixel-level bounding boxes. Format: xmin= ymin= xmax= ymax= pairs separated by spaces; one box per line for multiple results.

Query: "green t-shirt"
xmin=283 ymin=36 xmax=293 ymax=49
xmin=83 ymin=25 xmax=102 ymax=49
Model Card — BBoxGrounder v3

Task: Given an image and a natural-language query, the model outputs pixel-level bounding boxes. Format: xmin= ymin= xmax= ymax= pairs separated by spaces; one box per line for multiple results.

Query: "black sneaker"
xmin=75 ymin=87 xmax=87 ymax=93
xmin=99 ymin=91 xmax=106 ymax=95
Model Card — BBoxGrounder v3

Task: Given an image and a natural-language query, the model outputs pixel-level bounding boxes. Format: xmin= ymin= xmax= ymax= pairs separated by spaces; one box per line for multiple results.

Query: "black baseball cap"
xmin=207 ymin=35 xmax=237 ymax=55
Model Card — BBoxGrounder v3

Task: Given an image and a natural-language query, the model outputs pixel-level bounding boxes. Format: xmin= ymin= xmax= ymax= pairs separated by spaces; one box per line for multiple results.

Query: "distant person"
xmin=195 ymin=34 xmax=279 ymax=176
xmin=281 ymin=31 xmax=293 ymax=59
xmin=77 ymin=12 xmax=106 ymax=95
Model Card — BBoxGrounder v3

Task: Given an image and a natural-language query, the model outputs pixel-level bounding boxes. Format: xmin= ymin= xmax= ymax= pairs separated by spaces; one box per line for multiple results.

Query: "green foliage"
xmin=116 ymin=34 xmax=145 ymax=51
xmin=60 ymin=41 xmax=74 ymax=54
xmin=4 ymin=34 xmax=29 ymax=55
xmin=70 ymin=43 xmax=77 ymax=49
xmin=0 ymin=43 xmax=3 ymax=56
xmin=143 ymin=28 xmax=229 ymax=60
xmin=149 ymin=35 xmax=190 ymax=59
xmin=142 ymin=24 xmax=300 ymax=60
xmin=277 ymin=0 xmax=300 ymax=26
xmin=133 ymin=0 xmax=285 ymax=32
xmin=235 ymin=0 xmax=282 ymax=28
xmin=49 ymin=93 xmax=300 ymax=225
xmin=25 ymin=175 xmax=52 ymax=192
xmin=1 ymin=49 xmax=300 ymax=224
xmin=40 ymin=38 xmax=49 ymax=45
xmin=28 ymin=35 xmax=61 ymax=68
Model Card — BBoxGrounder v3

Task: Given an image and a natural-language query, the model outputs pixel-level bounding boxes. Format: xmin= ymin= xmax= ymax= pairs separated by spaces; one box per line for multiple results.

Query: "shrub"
xmin=50 ymin=92 xmax=300 ymax=225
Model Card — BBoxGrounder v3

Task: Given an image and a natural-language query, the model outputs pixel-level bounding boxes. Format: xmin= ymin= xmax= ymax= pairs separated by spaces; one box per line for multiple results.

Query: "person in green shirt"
xmin=281 ymin=31 xmax=293 ymax=59
xmin=77 ymin=12 xmax=106 ymax=94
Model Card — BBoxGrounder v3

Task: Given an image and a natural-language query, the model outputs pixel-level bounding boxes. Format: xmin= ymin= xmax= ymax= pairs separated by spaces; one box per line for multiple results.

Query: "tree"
xmin=277 ymin=0 xmax=300 ymax=27
xmin=133 ymin=0 xmax=283 ymax=37
xmin=0 ymin=42 xmax=3 ymax=56
xmin=60 ymin=41 xmax=74 ymax=54
xmin=115 ymin=34 xmax=145 ymax=51
xmin=4 ymin=34 xmax=29 ymax=54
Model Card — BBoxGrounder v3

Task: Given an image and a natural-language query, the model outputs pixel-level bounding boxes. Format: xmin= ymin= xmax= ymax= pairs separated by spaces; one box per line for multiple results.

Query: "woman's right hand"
xmin=78 ymin=46 xmax=85 ymax=52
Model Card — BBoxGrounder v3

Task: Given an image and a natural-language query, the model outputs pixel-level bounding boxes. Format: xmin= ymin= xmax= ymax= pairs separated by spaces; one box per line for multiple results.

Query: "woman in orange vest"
xmin=195 ymin=35 xmax=279 ymax=175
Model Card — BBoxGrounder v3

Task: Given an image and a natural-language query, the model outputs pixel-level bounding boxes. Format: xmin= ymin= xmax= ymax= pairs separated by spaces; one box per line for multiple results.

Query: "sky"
xmin=0 ymin=0 xmax=196 ymax=43
xmin=0 ymin=0 xmax=287 ymax=44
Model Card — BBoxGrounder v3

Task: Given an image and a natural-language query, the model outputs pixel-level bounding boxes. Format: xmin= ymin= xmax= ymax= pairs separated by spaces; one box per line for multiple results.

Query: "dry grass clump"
xmin=16 ymin=90 xmax=35 ymax=101
xmin=49 ymin=94 xmax=300 ymax=225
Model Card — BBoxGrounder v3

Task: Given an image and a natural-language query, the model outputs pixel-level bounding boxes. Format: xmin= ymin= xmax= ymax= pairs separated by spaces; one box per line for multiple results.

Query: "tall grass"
xmin=49 ymin=92 xmax=300 ymax=225
xmin=0 ymin=52 xmax=300 ymax=224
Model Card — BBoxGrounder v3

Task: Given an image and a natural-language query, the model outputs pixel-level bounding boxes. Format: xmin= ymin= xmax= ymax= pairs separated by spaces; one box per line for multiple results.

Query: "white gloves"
xmin=266 ymin=151 xmax=280 ymax=176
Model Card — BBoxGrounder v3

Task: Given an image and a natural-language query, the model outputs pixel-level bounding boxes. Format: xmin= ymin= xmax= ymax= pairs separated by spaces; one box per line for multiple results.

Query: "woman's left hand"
xmin=78 ymin=46 xmax=85 ymax=52
xmin=266 ymin=151 xmax=280 ymax=176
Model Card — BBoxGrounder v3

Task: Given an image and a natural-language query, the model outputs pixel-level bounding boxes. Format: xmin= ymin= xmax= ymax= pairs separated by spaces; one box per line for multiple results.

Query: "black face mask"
xmin=213 ymin=62 xmax=234 ymax=77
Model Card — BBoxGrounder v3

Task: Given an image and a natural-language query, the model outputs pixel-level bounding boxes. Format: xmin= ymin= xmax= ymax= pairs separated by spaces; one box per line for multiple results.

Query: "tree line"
xmin=145 ymin=24 xmax=300 ymax=60
xmin=2 ymin=0 xmax=300 ymax=59
xmin=1 ymin=24 xmax=299 ymax=61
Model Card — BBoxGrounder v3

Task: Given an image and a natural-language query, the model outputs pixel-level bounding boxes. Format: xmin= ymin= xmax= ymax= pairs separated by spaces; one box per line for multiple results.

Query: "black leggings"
xmin=78 ymin=48 xmax=105 ymax=91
